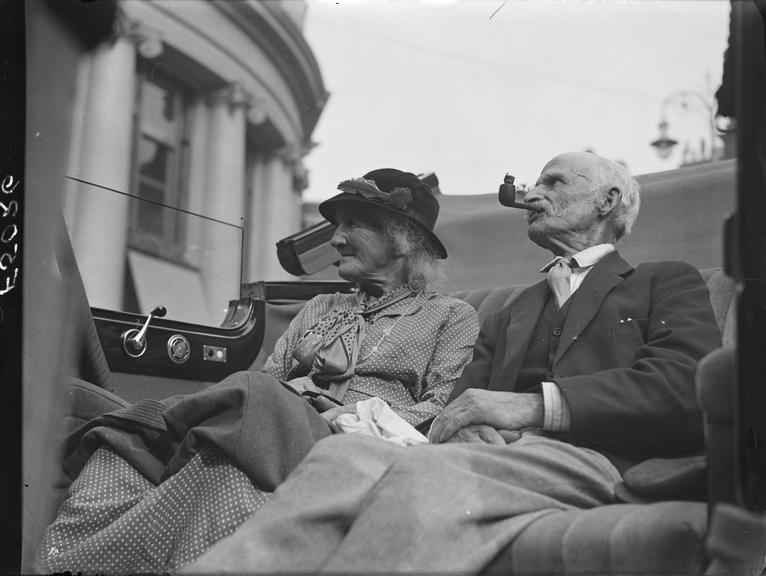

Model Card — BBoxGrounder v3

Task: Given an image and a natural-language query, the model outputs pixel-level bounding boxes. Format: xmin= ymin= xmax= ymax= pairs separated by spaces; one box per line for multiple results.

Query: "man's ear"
xmin=597 ymin=187 xmax=621 ymax=216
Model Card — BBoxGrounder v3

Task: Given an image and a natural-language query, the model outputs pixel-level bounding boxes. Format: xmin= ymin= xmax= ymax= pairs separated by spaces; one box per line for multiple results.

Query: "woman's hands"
xmin=283 ymin=375 xmax=316 ymax=395
xmin=318 ymin=401 xmax=358 ymax=429
xmin=284 ymin=377 xmax=352 ymax=426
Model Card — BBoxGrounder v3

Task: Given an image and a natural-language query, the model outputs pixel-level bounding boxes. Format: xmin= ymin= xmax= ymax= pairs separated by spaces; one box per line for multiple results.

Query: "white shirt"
xmin=540 ymin=244 xmax=615 ymax=432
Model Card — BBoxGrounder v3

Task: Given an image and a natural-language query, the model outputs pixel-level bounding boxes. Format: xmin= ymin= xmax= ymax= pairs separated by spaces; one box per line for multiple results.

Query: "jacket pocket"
xmin=610 ymin=318 xmax=648 ymax=341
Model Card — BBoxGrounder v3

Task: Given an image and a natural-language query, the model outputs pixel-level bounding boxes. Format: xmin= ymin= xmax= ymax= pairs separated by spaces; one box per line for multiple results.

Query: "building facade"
xmin=64 ymin=0 xmax=327 ymax=325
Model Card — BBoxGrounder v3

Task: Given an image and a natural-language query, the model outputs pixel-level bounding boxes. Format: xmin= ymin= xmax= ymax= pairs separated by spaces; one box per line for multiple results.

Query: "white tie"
xmin=547 ymin=258 xmax=572 ymax=309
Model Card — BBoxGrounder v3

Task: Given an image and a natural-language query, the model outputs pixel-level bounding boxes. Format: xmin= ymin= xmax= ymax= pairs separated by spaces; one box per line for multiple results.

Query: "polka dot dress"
xmin=263 ymin=290 xmax=480 ymax=428
xmin=37 ymin=445 xmax=271 ymax=573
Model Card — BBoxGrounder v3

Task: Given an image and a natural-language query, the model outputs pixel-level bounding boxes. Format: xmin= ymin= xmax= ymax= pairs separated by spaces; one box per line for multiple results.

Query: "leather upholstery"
xmin=484 ymin=502 xmax=708 ymax=575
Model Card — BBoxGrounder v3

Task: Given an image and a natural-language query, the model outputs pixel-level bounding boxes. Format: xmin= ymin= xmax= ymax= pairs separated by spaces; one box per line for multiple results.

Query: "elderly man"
xmin=430 ymin=151 xmax=713 ymax=460
xmin=184 ymin=152 xmax=721 ymax=575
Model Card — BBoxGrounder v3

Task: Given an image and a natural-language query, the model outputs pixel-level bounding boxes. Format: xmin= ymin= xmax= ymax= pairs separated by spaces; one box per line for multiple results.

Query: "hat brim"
xmin=318 ymin=193 xmax=448 ymax=259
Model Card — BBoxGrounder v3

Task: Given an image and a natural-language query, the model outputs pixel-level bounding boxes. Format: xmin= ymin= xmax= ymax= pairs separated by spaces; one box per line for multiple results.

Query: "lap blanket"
xmin=185 ymin=433 xmax=622 ymax=574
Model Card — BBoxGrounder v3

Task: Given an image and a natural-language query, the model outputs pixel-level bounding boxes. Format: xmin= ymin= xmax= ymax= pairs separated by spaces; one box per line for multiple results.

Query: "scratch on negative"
xmin=489 ymin=0 xmax=507 ymax=20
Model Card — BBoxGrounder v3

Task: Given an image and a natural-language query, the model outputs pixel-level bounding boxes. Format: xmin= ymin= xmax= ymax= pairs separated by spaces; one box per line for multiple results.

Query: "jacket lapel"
xmin=553 ymin=251 xmax=634 ymax=365
xmin=492 ymin=280 xmax=549 ymax=389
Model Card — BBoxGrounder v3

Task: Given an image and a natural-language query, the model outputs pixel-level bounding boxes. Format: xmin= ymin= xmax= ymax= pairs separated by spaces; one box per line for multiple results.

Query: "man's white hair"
xmin=589 ymin=156 xmax=641 ymax=240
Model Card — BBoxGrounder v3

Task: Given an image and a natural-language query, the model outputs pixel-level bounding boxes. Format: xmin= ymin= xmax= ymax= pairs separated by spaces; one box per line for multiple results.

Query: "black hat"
xmin=318 ymin=168 xmax=447 ymax=259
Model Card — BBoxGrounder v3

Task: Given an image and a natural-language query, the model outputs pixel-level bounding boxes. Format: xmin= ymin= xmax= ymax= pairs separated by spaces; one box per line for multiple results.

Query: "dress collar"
xmin=359 ymin=284 xmax=418 ymax=316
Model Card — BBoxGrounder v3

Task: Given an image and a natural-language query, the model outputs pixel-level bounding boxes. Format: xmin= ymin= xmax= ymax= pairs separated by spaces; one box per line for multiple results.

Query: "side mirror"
xmin=276 ymin=221 xmax=338 ymax=276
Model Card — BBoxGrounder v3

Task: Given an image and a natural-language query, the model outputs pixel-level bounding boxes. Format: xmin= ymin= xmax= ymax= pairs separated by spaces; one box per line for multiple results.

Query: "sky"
xmin=300 ymin=0 xmax=731 ymax=201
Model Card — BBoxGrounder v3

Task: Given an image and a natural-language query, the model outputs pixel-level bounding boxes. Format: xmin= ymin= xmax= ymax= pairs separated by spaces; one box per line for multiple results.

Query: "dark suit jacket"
xmin=449 ymin=251 xmax=721 ymax=462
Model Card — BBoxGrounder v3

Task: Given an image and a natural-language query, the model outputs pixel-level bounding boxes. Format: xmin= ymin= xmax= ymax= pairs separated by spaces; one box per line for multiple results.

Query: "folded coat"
xmin=61 ymin=371 xmax=332 ymax=491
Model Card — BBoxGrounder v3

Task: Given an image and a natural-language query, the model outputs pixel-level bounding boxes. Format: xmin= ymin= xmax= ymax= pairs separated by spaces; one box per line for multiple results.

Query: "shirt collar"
xmin=540 ymin=243 xmax=614 ymax=273
xmin=571 ymin=243 xmax=615 ymax=268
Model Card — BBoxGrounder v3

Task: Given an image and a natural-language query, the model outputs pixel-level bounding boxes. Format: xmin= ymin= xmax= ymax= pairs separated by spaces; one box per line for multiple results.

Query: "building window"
xmin=129 ymin=62 xmax=190 ymax=261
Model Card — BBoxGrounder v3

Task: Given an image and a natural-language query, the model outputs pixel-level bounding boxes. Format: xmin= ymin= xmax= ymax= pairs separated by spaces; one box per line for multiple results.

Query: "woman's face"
xmin=330 ymin=206 xmax=402 ymax=289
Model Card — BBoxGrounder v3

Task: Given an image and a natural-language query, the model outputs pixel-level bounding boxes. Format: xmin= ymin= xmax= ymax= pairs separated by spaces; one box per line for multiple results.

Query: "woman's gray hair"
xmin=589 ymin=157 xmax=641 ymax=241
xmin=383 ymin=214 xmax=442 ymax=292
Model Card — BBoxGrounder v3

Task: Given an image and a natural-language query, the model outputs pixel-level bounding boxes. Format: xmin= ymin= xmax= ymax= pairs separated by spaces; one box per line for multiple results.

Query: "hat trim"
xmin=319 ymin=194 xmax=448 ymax=259
xmin=336 ymin=178 xmax=415 ymax=213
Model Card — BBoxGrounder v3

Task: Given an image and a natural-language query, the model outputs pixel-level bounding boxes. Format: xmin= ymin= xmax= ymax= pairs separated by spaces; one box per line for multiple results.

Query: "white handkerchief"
xmin=334 ymin=397 xmax=428 ymax=446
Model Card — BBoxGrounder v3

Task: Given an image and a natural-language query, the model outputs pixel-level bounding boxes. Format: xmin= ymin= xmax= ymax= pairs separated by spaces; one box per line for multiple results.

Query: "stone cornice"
xmin=211 ymin=0 xmax=328 ymax=142
xmin=276 ymin=142 xmax=316 ymax=192
xmin=209 ymin=82 xmax=254 ymax=111
xmin=116 ymin=10 xmax=164 ymax=59
xmin=276 ymin=142 xmax=314 ymax=164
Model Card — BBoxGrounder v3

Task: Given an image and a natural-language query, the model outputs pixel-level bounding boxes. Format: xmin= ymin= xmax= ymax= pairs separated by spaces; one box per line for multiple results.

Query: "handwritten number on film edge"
xmin=1 ymin=173 xmax=20 ymax=295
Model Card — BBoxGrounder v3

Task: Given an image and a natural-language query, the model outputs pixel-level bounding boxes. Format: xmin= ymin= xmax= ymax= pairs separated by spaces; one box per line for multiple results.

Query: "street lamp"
xmin=650 ymin=120 xmax=678 ymax=160
xmin=650 ymin=90 xmax=720 ymax=164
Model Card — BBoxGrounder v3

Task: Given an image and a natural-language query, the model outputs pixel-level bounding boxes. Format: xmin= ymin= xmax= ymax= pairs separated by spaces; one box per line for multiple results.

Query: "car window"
xmin=64 ymin=177 xmax=244 ymax=327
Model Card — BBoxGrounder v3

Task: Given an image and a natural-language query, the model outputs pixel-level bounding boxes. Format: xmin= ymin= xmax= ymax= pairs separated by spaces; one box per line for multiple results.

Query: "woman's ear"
xmin=597 ymin=187 xmax=621 ymax=215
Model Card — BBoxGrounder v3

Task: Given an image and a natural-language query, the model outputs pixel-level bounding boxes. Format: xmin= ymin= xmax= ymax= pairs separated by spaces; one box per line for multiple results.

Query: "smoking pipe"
xmin=497 ymin=174 xmax=544 ymax=212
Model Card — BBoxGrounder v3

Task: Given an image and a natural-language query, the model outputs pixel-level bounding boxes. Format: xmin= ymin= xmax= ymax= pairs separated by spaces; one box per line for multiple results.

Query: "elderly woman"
xmin=37 ymin=168 xmax=479 ymax=574
xmin=267 ymin=168 xmax=471 ymax=427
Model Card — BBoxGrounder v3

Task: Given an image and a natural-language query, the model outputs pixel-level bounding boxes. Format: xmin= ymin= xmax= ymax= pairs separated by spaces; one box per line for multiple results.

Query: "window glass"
xmin=141 ymin=77 xmax=178 ymax=143
xmin=65 ymin=178 xmax=244 ymax=327
xmin=130 ymin=65 xmax=188 ymax=260
xmin=138 ymin=137 xmax=169 ymax=183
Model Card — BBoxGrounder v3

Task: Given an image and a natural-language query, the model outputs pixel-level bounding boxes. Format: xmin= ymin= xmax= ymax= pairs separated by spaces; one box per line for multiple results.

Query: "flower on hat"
xmin=336 ymin=178 xmax=383 ymax=197
xmin=335 ymin=178 xmax=413 ymax=212
xmin=389 ymin=187 xmax=413 ymax=211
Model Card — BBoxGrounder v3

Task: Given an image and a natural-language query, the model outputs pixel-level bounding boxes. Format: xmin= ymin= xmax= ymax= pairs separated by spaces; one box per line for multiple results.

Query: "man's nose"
xmin=523 ymin=187 xmax=544 ymax=206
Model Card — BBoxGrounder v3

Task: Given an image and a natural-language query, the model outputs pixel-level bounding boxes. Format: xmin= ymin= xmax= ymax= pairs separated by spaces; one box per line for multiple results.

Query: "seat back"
xmin=56 ymin=215 xmax=113 ymax=391
xmin=451 ymin=268 xmax=734 ymax=341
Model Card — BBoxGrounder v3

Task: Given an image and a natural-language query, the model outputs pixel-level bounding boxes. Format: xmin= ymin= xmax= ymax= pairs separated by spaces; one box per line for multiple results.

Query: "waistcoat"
xmin=516 ymin=293 xmax=573 ymax=392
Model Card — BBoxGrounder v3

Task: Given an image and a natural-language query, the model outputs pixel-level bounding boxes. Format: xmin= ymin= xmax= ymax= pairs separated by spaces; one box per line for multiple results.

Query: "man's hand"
xmin=429 ymin=389 xmax=544 ymax=444
xmin=438 ymin=424 xmax=522 ymax=445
